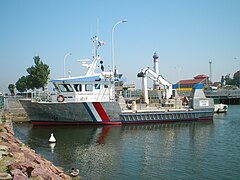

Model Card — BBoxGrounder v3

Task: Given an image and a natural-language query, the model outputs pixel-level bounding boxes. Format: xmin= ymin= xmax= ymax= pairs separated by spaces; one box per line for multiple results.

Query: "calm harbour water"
xmin=14 ymin=105 xmax=240 ymax=180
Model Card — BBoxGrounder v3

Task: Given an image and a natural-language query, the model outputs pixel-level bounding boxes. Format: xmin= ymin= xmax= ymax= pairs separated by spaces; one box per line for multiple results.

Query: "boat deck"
xmin=120 ymin=102 xmax=190 ymax=114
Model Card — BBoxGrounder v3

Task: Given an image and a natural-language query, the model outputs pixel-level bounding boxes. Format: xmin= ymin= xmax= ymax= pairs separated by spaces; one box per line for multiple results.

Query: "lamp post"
xmin=64 ymin=52 xmax=72 ymax=77
xmin=112 ymin=19 xmax=127 ymax=77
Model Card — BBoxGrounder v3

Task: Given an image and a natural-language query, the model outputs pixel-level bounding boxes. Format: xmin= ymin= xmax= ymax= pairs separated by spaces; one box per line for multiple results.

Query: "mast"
xmin=86 ymin=35 xmax=99 ymax=76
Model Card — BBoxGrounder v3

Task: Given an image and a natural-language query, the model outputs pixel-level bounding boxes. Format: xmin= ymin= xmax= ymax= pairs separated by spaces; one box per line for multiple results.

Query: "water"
xmin=14 ymin=105 xmax=240 ymax=179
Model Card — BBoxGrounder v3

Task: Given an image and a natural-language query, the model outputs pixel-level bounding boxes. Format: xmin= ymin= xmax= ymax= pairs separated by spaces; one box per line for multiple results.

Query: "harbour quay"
xmin=2 ymin=96 xmax=29 ymax=122
xmin=205 ymin=89 xmax=240 ymax=104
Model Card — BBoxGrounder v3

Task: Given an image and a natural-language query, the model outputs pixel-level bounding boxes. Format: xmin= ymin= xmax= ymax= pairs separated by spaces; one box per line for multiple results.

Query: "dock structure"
xmin=203 ymin=89 xmax=240 ymax=104
xmin=3 ymin=96 xmax=29 ymax=122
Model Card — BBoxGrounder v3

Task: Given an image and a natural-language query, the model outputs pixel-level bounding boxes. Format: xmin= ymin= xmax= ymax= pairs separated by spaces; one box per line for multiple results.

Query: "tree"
xmin=26 ymin=56 xmax=50 ymax=90
xmin=8 ymin=84 xmax=15 ymax=96
xmin=225 ymin=77 xmax=235 ymax=86
xmin=233 ymin=71 xmax=240 ymax=87
xmin=16 ymin=76 xmax=28 ymax=92
xmin=15 ymin=56 xmax=50 ymax=92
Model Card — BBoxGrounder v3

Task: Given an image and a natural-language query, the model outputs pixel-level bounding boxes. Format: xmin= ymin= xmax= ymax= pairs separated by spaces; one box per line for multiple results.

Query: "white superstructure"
xmin=49 ymin=35 xmax=116 ymax=103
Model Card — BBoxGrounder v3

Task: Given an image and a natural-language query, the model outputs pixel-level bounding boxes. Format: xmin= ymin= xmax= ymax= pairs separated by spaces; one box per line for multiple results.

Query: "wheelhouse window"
xmin=85 ymin=84 xmax=93 ymax=92
xmin=95 ymin=84 xmax=100 ymax=89
xmin=74 ymin=84 xmax=82 ymax=92
xmin=53 ymin=83 xmax=59 ymax=92
xmin=58 ymin=84 xmax=73 ymax=92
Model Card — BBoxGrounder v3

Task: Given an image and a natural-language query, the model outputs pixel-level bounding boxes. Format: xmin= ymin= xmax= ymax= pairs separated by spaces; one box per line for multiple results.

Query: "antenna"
xmin=97 ymin=18 xmax=99 ymax=36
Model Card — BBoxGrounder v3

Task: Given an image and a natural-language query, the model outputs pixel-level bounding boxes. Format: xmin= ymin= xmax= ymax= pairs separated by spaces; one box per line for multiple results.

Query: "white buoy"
xmin=49 ymin=143 xmax=56 ymax=152
xmin=49 ymin=133 xmax=56 ymax=143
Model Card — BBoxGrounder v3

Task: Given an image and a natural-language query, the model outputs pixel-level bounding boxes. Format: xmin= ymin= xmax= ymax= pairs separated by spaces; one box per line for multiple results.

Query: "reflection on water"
xmin=14 ymin=106 xmax=240 ymax=179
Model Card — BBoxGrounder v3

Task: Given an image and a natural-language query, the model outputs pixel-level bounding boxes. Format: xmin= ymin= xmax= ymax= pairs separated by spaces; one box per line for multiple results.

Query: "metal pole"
xmin=111 ymin=19 xmax=127 ymax=77
xmin=64 ymin=52 xmax=72 ymax=77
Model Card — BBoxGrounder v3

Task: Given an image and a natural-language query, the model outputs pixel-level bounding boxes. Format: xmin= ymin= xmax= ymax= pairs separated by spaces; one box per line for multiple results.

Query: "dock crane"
xmin=137 ymin=67 xmax=173 ymax=106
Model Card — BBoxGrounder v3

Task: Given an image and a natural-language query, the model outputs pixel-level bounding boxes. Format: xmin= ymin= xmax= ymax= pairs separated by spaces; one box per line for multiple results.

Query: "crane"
xmin=137 ymin=67 xmax=173 ymax=106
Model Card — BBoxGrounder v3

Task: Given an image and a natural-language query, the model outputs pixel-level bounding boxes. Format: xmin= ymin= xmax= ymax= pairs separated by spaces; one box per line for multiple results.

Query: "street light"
xmin=112 ymin=19 xmax=127 ymax=77
xmin=64 ymin=52 xmax=72 ymax=77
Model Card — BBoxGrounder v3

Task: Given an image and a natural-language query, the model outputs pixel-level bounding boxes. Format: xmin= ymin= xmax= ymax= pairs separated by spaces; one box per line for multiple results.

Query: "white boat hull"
xmin=214 ymin=104 xmax=228 ymax=113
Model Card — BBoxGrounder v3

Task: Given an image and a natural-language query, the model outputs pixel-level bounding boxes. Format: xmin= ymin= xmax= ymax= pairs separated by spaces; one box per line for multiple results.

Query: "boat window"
xmin=74 ymin=84 xmax=82 ymax=92
xmin=85 ymin=84 xmax=93 ymax=91
xmin=95 ymin=84 xmax=100 ymax=89
xmin=104 ymin=85 xmax=108 ymax=88
xmin=53 ymin=83 xmax=59 ymax=92
xmin=58 ymin=84 xmax=74 ymax=92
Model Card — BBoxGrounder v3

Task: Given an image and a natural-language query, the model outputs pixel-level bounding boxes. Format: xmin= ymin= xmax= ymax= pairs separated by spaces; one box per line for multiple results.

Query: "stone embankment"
xmin=0 ymin=97 xmax=72 ymax=180
xmin=6 ymin=96 xmax=29 ymax=122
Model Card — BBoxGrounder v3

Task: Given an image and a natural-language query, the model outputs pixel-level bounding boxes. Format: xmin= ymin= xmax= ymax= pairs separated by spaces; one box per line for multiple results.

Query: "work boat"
xmin=20 ymin=36 xmax=214 ymax=125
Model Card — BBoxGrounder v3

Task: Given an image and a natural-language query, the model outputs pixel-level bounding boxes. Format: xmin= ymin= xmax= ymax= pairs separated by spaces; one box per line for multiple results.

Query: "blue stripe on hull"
xmin=83 ymin=102 xmax=97 ymax=122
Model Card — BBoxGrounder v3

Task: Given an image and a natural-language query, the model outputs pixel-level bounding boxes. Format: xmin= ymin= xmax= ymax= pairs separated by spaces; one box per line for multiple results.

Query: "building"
xmin=173 ymin=74 xmax=209 ymax=96
xmin=174 ymin=74 xmax=209 ymax=90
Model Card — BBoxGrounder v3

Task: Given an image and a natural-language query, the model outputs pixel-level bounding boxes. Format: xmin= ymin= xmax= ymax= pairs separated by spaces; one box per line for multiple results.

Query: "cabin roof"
xmin=49 ymin=75 xmax=101 ymax=83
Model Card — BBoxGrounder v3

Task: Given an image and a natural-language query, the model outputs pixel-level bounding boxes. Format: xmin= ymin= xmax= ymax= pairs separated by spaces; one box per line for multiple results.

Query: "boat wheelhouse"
xmin=50 ymin=75 xmax=115 ymax=103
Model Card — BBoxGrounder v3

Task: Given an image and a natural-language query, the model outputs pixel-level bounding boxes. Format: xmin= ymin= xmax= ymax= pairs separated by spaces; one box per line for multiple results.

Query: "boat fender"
xmin=57 ymin=95 xmax=64 ymax=102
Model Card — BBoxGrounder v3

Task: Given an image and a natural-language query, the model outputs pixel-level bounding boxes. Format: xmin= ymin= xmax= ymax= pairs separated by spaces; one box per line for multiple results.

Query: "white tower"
xmin=153 ymin=52 xmax=159 ymax=90
xmin=209 ymin=60 xmax=212 ymax=84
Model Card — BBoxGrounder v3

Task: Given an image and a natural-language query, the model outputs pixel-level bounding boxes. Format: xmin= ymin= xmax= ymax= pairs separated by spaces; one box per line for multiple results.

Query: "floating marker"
xmin=49 ymin=133 xmax=56 ymax=143
xmin=49 ymin=143 xmax=56 ymax=152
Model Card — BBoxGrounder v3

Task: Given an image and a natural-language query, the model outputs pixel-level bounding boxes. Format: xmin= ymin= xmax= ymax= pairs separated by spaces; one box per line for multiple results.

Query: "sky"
xmin=1 ymin=0 xmax=240 ymax=93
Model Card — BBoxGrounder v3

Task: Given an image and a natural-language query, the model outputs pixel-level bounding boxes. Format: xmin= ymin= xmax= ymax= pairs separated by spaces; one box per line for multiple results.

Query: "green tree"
xmin=225 ymin=77 xmax=235 ymax=85
xmin=233 ymin=71 xmax=240 ymax=87
xmin=8 ymin=84 xmax=15 ymax=96
xmin=26 ymin=56 xmax=50 ymax=90
xmin=16 ymin=76 xmax=28 ymax=92
xmin=224 ymin=74 xmax=235 ymax=85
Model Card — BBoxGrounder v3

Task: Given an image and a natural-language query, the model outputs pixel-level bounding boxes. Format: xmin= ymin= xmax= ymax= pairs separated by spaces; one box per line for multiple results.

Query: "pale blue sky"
xmin=1 ymin=0 xmax=240 ymax=92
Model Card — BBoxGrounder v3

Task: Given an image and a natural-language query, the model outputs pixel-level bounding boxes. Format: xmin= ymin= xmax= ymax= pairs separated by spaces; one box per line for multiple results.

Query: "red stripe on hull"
xmin=92 ymin=102 xmax=110 ymax=122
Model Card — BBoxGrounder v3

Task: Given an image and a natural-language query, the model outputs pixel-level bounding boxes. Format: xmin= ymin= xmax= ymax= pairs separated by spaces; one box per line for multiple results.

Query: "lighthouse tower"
xmin=209 ymin=60 xmax=212 ymax=83
xmin=153 ymin=52 xmax=159 ymax=90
